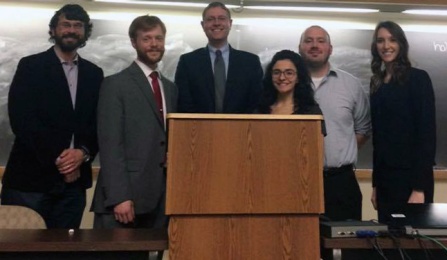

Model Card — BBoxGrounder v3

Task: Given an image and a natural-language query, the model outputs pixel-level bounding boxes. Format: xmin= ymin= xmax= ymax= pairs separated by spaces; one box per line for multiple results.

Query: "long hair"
xmin=370 ymin=21 xmax=411 ymax=93
xmin=258 ymin=50 xmax=317 ymax=114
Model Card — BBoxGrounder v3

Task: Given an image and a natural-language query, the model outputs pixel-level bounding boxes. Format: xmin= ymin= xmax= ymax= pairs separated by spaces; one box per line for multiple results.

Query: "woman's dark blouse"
xmin=257 ymin=103 xmax=326 ymax=136
xmin=370 ymin=67 xmax=436 ymax=192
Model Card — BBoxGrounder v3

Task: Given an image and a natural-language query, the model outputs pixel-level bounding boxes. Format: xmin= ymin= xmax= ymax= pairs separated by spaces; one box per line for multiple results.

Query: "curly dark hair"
xmin=370 ymin=21 xmax=411 ymax=93
xmin=48 ymin=4 xmax=92 ymax=48
xmin=257 ymin=50 xmax=317 ymax=114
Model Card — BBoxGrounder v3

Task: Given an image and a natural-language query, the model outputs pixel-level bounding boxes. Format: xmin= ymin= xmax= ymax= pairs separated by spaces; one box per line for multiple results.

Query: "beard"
xmin=54 ymin=33 xmax=86 ymax=52
xmin=136 ymin=48 xmax=165 ymax=68
xmin=303 ymin=55 xmax=330 ymax=70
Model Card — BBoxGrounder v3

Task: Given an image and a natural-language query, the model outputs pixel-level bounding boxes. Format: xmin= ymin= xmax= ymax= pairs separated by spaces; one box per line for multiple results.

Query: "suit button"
xmin=160 ymin=141 xmax=165 ymax=146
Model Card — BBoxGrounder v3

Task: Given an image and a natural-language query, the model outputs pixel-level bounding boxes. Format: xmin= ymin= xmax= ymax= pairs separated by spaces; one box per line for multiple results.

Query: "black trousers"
xmin=321 ymin=165 xmax=362 ymax=260
xmin=375 ymin=167 xmax=434 ymax=224
xmin=1 ymin=183 xmax=86 ymax=229
xmin=323 ymin=165 xmax=362 ymax=221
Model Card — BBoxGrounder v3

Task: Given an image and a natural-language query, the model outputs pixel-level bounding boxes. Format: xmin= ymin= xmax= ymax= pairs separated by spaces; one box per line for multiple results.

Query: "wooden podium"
xmin=166 ymin=114 xmax=324 ymax=260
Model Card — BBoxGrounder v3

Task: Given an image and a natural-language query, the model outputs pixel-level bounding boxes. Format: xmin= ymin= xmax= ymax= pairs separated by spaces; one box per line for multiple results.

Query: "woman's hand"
xmin=408 ymin=190 xmax=425 ymax=204
xmin=371 ymin=187 xmax=377 ymax=210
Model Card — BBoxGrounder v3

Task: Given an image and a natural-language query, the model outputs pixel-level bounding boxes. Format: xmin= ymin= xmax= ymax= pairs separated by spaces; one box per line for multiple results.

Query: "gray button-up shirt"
xmin=312 ymin=66 xmax=371 ymax=168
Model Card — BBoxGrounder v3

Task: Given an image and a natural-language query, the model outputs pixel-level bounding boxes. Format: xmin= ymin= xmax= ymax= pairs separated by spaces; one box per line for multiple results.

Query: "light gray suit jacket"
xmin=91 ymin=62 xmax=178 ymax=214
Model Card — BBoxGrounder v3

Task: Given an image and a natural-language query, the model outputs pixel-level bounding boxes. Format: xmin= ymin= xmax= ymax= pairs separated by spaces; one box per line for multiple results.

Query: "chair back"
xmin=0 ymin=205 xmax=46 ymax=229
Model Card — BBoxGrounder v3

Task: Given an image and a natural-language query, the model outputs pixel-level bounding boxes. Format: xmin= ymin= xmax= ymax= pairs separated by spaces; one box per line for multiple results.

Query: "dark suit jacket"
xmin=91 ymin=62 xmax=178 ymax=214
xmin=175 ymin=45 xmax=263 ymax=113
xmin=371 ymin=67 xmax=436 ymax=195
xmin=3 ymin=47 xmax=103 ymax=192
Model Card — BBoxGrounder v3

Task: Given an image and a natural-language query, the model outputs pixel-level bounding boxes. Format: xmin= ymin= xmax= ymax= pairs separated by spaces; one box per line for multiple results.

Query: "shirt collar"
xmin=134 ymin=59 xmax=160 ymax=78
xmin=327 ymin=63 xmax=338 ymax=77
xmin=207 ymin=43 xmax=230 ymax=54
xmin=54 ymin=48 xmax=78 ymax=65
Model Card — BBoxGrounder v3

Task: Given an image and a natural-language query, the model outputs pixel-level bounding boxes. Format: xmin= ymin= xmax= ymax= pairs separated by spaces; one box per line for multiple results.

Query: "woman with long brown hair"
xmin=370 ymin=21 xmax=436 ymax=223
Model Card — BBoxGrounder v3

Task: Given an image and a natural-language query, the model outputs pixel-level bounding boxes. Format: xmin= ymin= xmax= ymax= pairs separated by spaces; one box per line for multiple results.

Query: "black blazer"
xmin=371 ymin=67 xmax=436 ymax=192
xmin=175 ymin=45 xmax=263 ymax=113
xmin=3 ymin=47 xmax=104 ymax=192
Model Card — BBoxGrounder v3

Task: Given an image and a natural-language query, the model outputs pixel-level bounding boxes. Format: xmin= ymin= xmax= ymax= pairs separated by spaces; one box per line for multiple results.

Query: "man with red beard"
xmin=91 ymin=15 xmax=177 ymax=247
xmin=2 ymin=4 xmax=103 ymax=228
xmin=175 ymin=1 xmax=263 ymax=113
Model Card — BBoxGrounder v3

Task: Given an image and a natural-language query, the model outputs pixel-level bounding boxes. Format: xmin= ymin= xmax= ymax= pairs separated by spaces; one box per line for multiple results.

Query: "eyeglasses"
xmin=58 ymin=22 xmax=84 ymax=30
xmin=272 ymin=69 xmax=297 ymax=79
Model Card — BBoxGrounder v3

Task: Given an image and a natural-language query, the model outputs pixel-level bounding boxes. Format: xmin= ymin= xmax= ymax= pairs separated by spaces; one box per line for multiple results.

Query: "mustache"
xmin=62 ymin=33 xmax=80 ymax=39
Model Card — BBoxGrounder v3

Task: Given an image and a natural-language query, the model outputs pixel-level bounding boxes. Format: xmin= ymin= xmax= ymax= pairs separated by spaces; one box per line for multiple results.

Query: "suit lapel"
xmin=46 ymin=48 xmax=75 ymax=114
xmin=75 ymin=57 xmax=91 ymax=114
xmin=225 ymin=46 xmax=239 ymax=107
xmin=199 ymin=47 xmax=216 ymax=101
xmin=160 ymin=76 xmax=172 ymax=113
xmin=128 ymin=62 xmax=164 ymax=127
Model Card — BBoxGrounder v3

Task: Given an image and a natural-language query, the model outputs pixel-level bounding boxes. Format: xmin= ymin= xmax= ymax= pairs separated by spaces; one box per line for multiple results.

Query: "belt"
xmin=323 ymin=164 xmax=354 ymax=178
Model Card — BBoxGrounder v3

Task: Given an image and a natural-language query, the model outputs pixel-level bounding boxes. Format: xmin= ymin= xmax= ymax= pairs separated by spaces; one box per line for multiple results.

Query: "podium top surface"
xmin=167 ymin=113 xmax=323 ymax=120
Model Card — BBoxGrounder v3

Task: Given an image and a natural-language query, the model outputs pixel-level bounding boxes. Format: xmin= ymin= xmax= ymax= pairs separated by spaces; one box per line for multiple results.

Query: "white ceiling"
xmin=12 ymin=0 xmax=447 ymax=11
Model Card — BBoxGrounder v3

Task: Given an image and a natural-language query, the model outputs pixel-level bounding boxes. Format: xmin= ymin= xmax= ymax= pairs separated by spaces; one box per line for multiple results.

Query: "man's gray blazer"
xmin=91 ymin=62 xmax=178 ymax=214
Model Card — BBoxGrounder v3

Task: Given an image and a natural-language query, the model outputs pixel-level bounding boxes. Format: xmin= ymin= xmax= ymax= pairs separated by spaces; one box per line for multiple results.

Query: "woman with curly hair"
xmin=257 ymin=50 xmax=322 ymax=116
xmin=370 ymin=21 xmax=436 ymax=223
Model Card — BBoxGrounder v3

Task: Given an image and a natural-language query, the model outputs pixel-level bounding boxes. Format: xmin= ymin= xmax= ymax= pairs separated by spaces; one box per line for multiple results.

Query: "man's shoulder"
xmin=79 ymin=56 xmax=102 ymax=71
xmin=331 ymin=67 xmax=359 ymax=81
xmin=180 ymin=47 xmax=207 ymax=58
xmin=104 ymin=66 xmax=130 ymax=81
xmin=19 ymin=49 xmax=53 ymax=64
xmin=104 ymin=62 xmax=144 ymax=83
xmin=330 ymin=67 xmax=363 ymax=87
xmin=230 ymin=48 xmax=259 ymax=60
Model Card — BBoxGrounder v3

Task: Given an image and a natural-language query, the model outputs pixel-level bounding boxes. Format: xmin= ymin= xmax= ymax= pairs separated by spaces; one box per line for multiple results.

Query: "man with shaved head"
xmin=299 ymin=26 xmax=371 ymax=222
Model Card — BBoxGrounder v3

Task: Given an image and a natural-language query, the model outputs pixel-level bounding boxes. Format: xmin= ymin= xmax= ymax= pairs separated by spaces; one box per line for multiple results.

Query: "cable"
xmin=366 ymin=236 xmax=388 ymax=260
xmin=414 ymin=231 xmax=447 ymax=251
xmin=415 ymin=235 xmax=433 ymax=260
xmin=389 ymin=231 xmax=411 ymax=259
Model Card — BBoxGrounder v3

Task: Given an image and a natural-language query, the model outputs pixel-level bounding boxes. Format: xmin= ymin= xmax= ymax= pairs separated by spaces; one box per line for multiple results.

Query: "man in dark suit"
xmin=91 ymin=14 xmax=177 ymax=238
xmin=175 ymin=1 xmax=263 ymax=113
xmin=1 ymin=4 xmax=103 ymax=228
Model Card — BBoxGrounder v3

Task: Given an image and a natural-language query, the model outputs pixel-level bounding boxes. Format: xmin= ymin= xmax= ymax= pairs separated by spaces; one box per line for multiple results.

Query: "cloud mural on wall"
xmin=0 ymin=16 xmax=446 ymax=168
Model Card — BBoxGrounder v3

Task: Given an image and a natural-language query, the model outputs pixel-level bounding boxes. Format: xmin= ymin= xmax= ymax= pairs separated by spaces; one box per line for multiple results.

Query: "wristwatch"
xmin=80 ymin=146 xmax=91 ymax=163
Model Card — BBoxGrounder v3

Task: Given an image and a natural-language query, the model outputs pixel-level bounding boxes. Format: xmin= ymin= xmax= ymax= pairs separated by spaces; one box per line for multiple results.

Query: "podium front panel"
xmin=166 ymin=114 xmax=324 ymax=215
xmin=169 ymin=215 xmax=320 ymax=260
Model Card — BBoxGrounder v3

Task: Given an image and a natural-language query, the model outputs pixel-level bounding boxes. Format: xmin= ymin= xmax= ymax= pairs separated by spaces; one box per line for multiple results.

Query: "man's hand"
xmin=63 ymin=169 xmax=81 ymax=183
xmin=56 ymin=149 xmax=84 ymax=174
xmin=114 ymin=200 xmax=135 ymax=224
